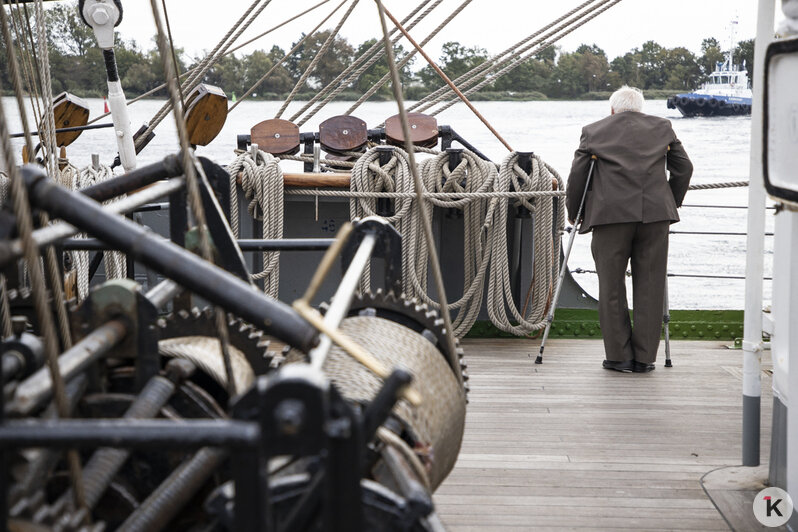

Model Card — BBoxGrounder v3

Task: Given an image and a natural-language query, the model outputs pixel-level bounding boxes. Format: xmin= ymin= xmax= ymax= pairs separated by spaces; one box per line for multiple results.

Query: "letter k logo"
xmin=764 ymin=496 xmax=783 ymax=517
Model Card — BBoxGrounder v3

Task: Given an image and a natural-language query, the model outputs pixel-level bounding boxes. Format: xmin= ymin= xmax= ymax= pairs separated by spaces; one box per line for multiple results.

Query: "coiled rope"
xmin=408 ymin=150 xmax=497 ymax=336
xmin=227 ymin=149 xmax=284 ymax=297
xmin=60 ymin=163 xmax=127 ymax=302
xmin=486 ymin=153 xmax=564 ymax=335
xmin=349 ymin=146 xmax=415 ymax=292
xmin=346 ymin=147 xmax=563 ymax=337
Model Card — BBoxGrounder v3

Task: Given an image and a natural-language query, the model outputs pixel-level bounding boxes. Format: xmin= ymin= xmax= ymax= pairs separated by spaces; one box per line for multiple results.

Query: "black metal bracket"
xmin=376 ymin=146 xmax=396 ymax=217
xmin=194 ymin=157 xmax=252 ymax=284
xmin=438 ymin=125 xmax=491 ymax=162
xmin=300 ymin=132 xmax=319 ymax=173
xmin=342 ymin=217 xmax=403 ymax=295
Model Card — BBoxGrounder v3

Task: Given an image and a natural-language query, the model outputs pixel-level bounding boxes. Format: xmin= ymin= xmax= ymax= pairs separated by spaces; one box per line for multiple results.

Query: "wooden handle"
xmin=236 ymin=172 xmax=351 ymax=188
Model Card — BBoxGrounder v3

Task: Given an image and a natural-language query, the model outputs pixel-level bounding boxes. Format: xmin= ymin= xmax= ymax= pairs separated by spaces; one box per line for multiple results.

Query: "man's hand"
xmin=568 ymin=219 xmax=575 ymax=226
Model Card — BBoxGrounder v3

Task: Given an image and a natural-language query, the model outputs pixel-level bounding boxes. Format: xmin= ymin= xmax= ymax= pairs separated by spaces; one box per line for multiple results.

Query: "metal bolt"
xmin=91 ymin=6 xmax=110 ymax=25
xmin=274 ymin=399 xmax=305 ymax=436
xmin=411 ymin=124 xmax=417 ymax=129
xmin=274 ymin=133 xmax=281 ymax=139
xmin=11 ymin=316 xmax=27 ymax=337
xmin=342 ymin=129 xmax=349 ymax=135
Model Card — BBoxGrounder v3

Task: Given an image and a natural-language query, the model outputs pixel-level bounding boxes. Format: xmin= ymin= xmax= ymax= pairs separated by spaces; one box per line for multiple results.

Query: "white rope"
xmin=70 ymin=164 xmax=127 ymax=302
xmin=227 ymin=149 xmax=284 ymax=297
xmin=486 ymin=153 xmax=564 ymax=335
xmin=412 ymin=151 xmax=497 ymax=336
xmin=350 ymin=146 xmax=415 ymax=292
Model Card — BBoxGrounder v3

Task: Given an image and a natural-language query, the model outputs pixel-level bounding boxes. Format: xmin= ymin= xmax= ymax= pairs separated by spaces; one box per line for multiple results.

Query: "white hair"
xmin=609 ymin=86 xmax=644 ymax=113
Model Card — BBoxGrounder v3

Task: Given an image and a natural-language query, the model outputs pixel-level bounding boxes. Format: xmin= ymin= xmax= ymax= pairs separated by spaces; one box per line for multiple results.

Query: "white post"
xmin=778 ymin=0 xmax=798 ymax=517
xmin=742 ymin=0 xmax=775 ymax=467
xmin=771 ymin=211 xmax=798 ymax=515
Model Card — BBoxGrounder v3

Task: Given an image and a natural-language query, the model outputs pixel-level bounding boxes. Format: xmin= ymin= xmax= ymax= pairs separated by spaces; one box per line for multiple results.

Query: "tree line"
xmin=0 ymin=3 xmax=755 ymax=102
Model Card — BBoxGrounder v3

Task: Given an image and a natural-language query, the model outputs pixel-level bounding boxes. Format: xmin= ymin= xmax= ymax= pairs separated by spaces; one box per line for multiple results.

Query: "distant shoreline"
xmin=1 ymin=90 xmax=677 ymax=102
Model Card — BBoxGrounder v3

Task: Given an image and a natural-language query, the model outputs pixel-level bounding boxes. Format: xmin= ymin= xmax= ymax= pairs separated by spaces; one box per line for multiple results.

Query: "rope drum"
xmin=290 ymin=315 xmax=467 ymax=490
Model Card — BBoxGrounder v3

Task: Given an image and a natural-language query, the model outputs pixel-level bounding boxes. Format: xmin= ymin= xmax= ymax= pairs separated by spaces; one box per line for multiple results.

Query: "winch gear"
xmin=345 ymin=289 xmax=469 ymax=394
xmin=156 ymin=306 xmax=274 ymax=374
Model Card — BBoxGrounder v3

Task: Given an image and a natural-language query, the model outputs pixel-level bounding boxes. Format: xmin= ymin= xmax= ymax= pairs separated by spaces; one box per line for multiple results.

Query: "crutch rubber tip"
xmin=665 ymin=360 xmax=673 ymax=368
xmin=535 ymin=355 xmax=543 ymax=364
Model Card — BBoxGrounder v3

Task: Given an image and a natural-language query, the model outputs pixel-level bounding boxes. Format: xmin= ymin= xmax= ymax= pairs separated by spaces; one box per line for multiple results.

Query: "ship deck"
xmin=435 ymin=338 xmax=774 ymax=531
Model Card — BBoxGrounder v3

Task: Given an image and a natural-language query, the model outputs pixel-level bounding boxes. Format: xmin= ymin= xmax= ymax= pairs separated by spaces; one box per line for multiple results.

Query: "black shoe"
xmin=632 ymin=361 xmax=655 ymax=373
xmin=602 ymin=360 xmax=633 ymax=372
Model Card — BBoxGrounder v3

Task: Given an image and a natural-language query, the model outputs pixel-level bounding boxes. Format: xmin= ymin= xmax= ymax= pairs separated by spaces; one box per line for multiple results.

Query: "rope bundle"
xmin=408 ymin=150 xmax=497 ymax=337
xmin=228 ymin=149 xmax=284 ymax=297
xmin=65 ymin=163 xmax=127 ymax=301
xmin=487 ymin=153 xmax=564 ymax=335
xmin=350 ymin=147 xmax=415 ymax=292
xmin=348 ymin=146 xmax=563 ymax=337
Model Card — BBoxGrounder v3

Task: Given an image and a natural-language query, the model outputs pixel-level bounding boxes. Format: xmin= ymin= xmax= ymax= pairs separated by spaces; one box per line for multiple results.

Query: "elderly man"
xmin=566 ymin=86 xmax=693 ymax=373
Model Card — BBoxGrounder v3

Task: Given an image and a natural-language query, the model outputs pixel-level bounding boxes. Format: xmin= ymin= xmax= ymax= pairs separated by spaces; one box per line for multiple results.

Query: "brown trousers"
xmin=590 ymin=221 xmax=669 ymax=364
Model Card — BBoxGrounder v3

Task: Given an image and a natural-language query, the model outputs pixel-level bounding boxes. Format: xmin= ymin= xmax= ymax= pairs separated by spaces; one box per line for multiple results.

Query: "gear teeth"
xmin=160 ymin=307 xmax=273 ymax=375
xmin=347 ymin=289 xmax=469 ymax=400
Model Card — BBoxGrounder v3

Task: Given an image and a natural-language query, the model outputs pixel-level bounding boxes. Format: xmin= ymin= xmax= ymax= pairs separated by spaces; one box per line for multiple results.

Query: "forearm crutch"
xmin=535 ymin=155 xmax=596 ymax=364
xmin=663 ymin=277 xmax=672 ymax=367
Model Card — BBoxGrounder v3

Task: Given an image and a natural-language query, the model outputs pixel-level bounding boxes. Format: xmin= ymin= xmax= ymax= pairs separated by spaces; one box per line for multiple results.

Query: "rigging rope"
xmin=274 ymin=0 xmax=361 ymax=119
xmin=428 ymin=0 xmax=625 ymax=116
xmin=228 ymin=0 xmax=349 ymax=113
xmin=149 ymin=0 xmax=239 ymax=398
xmin=139 ymin=0 xmax=274 ymax=151
xmin=291 ymin=0 xmax=442 ymax=126
xmin=227 ymin=149 xmax=284 ymax=297
xmin=85 ymin=1 xmax=333 ymax=127
xmin=0 ymin=35 xmax=88 ymax=518
xmin=409 ymin=0 xmax=606 ymax=111
xmin=407 ymin=0 xmax=604 ymax=114
xmin=486 ymin=153 xmax=564 ymax=335
xmin=346 ymin=0 xmax=473 ymax=116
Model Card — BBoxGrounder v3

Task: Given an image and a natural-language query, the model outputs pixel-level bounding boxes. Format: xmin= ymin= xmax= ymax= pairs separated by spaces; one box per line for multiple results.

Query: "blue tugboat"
xmin=667 ymin=51 xmax=752 ymax=117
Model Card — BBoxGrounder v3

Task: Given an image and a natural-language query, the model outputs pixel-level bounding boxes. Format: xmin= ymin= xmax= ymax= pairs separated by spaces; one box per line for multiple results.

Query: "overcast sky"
xmin=109 ymin=0 xmax=779 ymax=67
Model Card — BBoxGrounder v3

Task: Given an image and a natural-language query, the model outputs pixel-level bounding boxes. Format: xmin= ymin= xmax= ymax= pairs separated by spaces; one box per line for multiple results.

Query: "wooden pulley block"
xmin=50 ymin=92 xmax=90 ymax=148
xmin=184 ymin=84 xmax=229 ymax=146
xmin=250 ymin=118 xmax=300 ymax=156
xmin=385 ymin=112 xmax=438 ymax=149
xmin=319 ymin=115 xmax=367 ymax=155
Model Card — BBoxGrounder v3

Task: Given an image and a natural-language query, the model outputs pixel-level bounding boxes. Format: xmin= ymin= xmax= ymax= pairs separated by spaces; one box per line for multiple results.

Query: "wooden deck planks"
xmin=434 ymin=339 xmax=774 ymax=531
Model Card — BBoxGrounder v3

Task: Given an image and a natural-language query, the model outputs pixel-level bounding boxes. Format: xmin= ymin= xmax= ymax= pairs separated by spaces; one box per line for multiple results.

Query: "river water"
xmin=2 ymin=96 xmax=773 ymax=310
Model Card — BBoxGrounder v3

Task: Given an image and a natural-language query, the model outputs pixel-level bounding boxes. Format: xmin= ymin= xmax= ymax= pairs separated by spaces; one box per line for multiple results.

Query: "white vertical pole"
xmin=780 ymin=0 xmax=798 ymax=518
xmin=742 ymin=0 xmax=775 ymax=467
xmin=771 ymin=211 xmax=798 ymax=513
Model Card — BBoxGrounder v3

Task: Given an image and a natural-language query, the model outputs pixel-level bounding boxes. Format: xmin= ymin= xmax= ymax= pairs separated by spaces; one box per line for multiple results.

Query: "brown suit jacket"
xmin=566 ymin=111 xmax=693 ymax=234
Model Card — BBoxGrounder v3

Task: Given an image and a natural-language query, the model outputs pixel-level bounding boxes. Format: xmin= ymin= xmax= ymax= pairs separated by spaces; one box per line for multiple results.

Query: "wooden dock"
xmin=435 ymin=338 xmax=774 ymax=531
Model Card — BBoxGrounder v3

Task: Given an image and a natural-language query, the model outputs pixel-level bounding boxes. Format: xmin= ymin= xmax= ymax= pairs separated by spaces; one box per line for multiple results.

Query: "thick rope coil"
xmin=403 ymin=150 xmax=497 ymax=337
xmin=72 ymin=164 xmax=126 ymax=302
xmin=228 ymin=149 xmax=284 ymax=297
xmin=0 ymin=171 xmax=8 ymax=205
xmin=350 ymin=146 xmax=416 ymax=292
xmin=486 ymin=152 xmax=564 ymax=335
